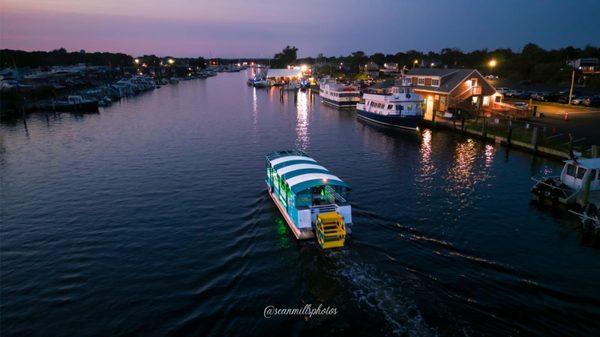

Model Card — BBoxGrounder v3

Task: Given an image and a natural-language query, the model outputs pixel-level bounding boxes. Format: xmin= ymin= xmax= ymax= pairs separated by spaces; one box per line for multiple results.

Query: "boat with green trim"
xmin=265 ymin=150 xmax=352 ymax=248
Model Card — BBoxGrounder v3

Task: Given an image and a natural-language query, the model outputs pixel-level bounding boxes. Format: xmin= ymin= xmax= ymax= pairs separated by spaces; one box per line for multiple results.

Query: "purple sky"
xmin=1 ymin=0 xmax=599 ymax=58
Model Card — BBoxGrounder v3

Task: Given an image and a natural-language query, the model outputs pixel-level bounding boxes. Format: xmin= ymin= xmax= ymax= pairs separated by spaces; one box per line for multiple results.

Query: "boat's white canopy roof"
xmin=266 ymin=150 xmax=350 ymax=193
xmin=566 ymin=158 xmax=600 ymax=169
xmin=266 ymin=69 xmax=303 ymax=78
xmin=286 ymin=173 xmax=344 ymax=188
xmin=269 ymin=155 xmax=316 ymax=166
xmin=276 ymin=163 xmax=327 ymax=176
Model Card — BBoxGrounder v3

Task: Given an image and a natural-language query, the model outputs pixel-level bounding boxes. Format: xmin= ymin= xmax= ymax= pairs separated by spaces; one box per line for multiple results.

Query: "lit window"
xmin=431 ymin=79 xmax=440 ymax=86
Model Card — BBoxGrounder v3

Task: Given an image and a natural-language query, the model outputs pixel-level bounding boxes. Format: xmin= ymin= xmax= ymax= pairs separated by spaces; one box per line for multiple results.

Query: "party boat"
xmin=265 ymin=150 xmax=352 ymax=248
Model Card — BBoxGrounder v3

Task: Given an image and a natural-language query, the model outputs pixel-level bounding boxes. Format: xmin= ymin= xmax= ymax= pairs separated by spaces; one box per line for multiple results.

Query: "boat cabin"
xmin=561 ymin=158 xmax=600 ymax=192
xmin=265 ymin=150 xmax=352 ymax=238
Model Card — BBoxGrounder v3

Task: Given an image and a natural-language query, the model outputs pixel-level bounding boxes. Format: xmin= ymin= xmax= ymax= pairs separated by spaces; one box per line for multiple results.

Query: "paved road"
xmin=505 ymin=99 xmax=600 ymax=145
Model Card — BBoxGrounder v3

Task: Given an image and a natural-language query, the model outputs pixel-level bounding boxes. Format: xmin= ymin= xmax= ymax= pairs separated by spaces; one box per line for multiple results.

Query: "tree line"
xmin=290 ymin=43 xmax=600 ymax=85
xmin=0 ymin=48 xmax=134 ymax=68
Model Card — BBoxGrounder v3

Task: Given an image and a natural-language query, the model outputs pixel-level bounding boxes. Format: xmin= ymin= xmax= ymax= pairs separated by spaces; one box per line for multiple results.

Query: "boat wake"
xmin=328 ymin=250 xmax=437 ymax=336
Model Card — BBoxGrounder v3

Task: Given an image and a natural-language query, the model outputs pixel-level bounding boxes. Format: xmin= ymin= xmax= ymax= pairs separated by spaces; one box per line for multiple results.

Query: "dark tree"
xmin=271 ymin=46 xmax=298 ymax=68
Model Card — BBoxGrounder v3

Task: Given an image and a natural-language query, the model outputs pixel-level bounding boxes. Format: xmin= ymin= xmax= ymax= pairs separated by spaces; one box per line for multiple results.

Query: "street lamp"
xmin=413 ymin=59 xmax=419 ymax=68
xmin=488 ymin=59 xmax=497 ymax=70
xmin=168 ymin=58 xmax=175 ymax=65
xmin=134 ymin=58 xmax=140 ymax=65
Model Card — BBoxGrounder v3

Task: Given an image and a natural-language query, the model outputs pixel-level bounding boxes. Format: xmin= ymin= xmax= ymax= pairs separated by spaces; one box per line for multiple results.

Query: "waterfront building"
xmin=405 ymin=68 xmax=502 ymax=120
xmin=362 ymin=61 xmax=380 ymax=79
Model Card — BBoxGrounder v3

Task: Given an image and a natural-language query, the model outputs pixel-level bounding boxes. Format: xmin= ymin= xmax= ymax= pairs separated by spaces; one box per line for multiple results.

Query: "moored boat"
xmin=265 ymin=150 xmax=352 ymax=248
xmin=319 ymin=79 xmax=361 ymax=108
xmin=531 ymin=158 xmax=600 ymax=206
xmin=356 ymin=77 xmax=424 ymax=131
xmin=52 ymin=95 xmax=98 ymax=112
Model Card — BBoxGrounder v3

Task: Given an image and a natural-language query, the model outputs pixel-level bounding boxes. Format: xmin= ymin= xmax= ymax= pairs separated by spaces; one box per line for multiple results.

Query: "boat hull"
xmin=268 ymin=189 xmax=314 ymax=240
xmin=357 ymin=109 xmax=422 ymax=131
xmin=321 ymin=97 xmax=359 ymax=109
xmin=53 ymin=101 xmax=99 ymax=112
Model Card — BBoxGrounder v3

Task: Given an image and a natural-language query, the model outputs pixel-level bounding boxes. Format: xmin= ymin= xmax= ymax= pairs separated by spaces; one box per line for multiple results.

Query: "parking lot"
xmin=504 ymin=98 xmax=600 ymax=144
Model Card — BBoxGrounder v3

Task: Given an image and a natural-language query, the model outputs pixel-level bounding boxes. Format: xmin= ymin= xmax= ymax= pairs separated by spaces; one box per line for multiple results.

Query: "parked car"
xmin=513 ymin=101 xmax=529 ymax=110
xmin=518 ymin=91 xmax=532 ymax=99
xmin=558 ymin=95 xmax=573 ymax=104
xmin=571 ymin=96 xmax=588 ymax=105
xmin=583 ymin=96 xmax=600 ymax=107
xmin=496 ymin=87 xmax=510 ymax=95
xmin=532 ymin=91 xmax=559 ymax=102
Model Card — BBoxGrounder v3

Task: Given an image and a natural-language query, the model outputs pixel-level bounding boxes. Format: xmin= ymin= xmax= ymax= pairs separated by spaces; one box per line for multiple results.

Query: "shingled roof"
xmin=406 ymin=68 xmax=485 ymax=94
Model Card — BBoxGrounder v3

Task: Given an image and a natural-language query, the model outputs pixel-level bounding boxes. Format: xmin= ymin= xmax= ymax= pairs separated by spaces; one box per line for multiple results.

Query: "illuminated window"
xmin=431 ymin=79 xmax=440 ymax=86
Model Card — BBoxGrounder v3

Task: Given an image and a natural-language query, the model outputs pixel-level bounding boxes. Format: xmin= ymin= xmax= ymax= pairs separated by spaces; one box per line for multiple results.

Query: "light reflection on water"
xmin=295 ymin=90 xmax=309 ymax=150
xmin=418 ymin=129 xmax=435 ymax=182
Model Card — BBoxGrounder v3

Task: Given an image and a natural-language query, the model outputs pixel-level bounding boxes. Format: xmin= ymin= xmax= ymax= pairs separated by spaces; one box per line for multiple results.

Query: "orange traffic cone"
xmin=564 ymin=111 xmax=569 ymax=121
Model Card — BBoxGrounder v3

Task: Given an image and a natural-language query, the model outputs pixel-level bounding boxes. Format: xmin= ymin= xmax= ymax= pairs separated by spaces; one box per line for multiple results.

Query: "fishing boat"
xmin=266 ymin=150 xmax=352 ymax=249
xmin=356 ymin=77 xmax=424 ymax=130
xmin=319 ymin=79 xmax=361 ymax=108
xmin=52 ymin=95 xmax=98 ymax=112
xmin=531 ymin=158 xmax=600 ymax=206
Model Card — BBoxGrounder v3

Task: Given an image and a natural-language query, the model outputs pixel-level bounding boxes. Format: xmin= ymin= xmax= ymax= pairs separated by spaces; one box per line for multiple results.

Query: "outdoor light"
xmin=489 ymin=59 xmax=497 ymax=68
xmin=300 ymin=64 xmax=308 ymax=71
xmin=134 ymin=58 xmax=140 ymax=64
xmin=168 ymin=58 xmax=175 ymax=65
xmin=413 ymin=59 xmax=418 ymax=64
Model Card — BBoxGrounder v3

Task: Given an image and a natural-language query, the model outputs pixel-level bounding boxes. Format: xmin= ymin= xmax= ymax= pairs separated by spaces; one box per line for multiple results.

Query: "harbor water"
xmin=1 ymin=71 xmax=599 ymax=336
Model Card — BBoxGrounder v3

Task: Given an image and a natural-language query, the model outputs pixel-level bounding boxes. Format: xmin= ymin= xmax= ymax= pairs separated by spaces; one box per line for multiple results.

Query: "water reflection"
xmin=295 ymin=90 xmax=309 ymax=150
xmin=418 ymin=129 xmax=436 ymax=184
xmin=484 ymin=144 xmax=496 ymax=168
xmin=252 ymin=87 xmax=258 ymax=127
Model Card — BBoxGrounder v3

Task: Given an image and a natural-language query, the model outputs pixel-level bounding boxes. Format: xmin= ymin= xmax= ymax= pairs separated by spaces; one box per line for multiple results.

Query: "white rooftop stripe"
xmin=269 ymin=155 xmax=315 ymax=166
xmin=286 ymin=173 xmax=343 ymax=188
xmin=276 ymin=163 xmax=328 ymax=176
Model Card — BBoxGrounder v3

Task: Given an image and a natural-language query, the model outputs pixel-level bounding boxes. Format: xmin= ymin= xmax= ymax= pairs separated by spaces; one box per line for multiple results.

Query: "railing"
xmin=311 ymin=204 xmax=338 ymax=214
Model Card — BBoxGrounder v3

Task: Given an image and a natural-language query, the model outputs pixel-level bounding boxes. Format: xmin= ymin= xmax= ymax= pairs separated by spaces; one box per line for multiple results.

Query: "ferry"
xmin=356 ymin=77 xmax=424 ymax=131
xmin=266 ymin=150 xmax=352 ymax=249
xmin=319 ymin=79 xmax=361 ymax=108
xmin=531 ymin=158 xmax=600 ymax=206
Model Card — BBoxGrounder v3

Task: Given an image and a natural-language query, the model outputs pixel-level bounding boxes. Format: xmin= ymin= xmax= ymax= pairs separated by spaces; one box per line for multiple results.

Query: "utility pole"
xmin=568 ymin=67 xmax=575 ymax=105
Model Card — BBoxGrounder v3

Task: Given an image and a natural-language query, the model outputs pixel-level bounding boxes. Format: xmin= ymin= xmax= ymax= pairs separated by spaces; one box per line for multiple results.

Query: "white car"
xmin=513 ymin=102 xmax=529 ymax=110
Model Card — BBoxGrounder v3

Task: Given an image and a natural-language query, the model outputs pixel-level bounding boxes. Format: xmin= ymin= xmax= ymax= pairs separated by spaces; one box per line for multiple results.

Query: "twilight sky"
xmin=1 ymin=0 xmax=599 ymax=58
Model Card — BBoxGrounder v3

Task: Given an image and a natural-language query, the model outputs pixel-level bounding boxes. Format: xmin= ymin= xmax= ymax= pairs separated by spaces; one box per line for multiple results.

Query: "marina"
xmin=2 ymin=71 xmax=600 ymax=336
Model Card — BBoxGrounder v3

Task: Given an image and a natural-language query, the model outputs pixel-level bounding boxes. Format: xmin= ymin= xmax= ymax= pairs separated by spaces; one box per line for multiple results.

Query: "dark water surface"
xmin=2 ymin=71 xmax=599 ymax=337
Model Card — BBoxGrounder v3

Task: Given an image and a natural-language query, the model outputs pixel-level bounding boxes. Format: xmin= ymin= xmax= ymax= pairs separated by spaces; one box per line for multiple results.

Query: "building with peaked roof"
xmin=362 ymin=61 xmax=380 ymax=79
xmin=405 ymin=68 xmax=502 ymax=120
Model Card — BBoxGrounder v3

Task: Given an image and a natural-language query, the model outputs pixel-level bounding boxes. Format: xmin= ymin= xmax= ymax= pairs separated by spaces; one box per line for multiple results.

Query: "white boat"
xmin=319 ymin=79 xmax=361 ymax=108
xmin=531 ymin=158 xmax=600 ymax=206
xmin=356 ymin=77 xmax=424 ymax=131
xmin=265 ymin=150 xmax=351 ymax=249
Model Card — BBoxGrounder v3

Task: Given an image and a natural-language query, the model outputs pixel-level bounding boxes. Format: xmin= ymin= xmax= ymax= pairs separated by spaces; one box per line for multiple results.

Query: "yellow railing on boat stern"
xmin=316 ymin=212 xmax=346 ymax=249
